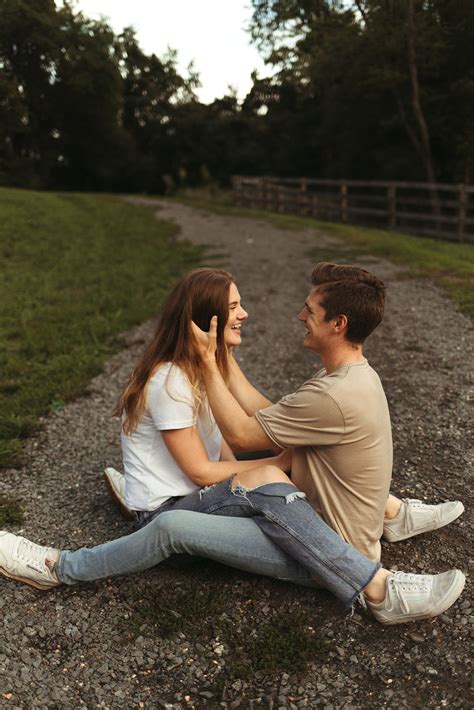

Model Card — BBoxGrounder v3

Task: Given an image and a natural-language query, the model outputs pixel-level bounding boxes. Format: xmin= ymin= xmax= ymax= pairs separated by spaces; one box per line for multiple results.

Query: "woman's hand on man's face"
xmin=191 ymin=315 xmax=218 ymax=364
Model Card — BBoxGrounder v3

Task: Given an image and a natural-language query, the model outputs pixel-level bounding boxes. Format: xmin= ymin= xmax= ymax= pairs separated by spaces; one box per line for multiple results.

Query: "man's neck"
xmin=320 ymin=345 xmax=365 ymax=374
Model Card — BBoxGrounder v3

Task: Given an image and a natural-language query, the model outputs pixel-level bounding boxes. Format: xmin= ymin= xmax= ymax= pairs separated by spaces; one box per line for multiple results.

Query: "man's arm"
xmin=162 ymin=427 xmax=288 ymax=486
xmin=228 ymin=354 xmax=272 ymax=415
xmin=202 ymin=361 xmax=275 ymax=452
xmin=220 ymin=439 xmax=236 ymax=461
xmin=192 ymin=317 xmax=275 ymax=452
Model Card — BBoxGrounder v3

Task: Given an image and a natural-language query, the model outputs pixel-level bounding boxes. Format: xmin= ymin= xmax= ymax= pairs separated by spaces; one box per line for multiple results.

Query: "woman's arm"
xmin=162 ymin=426 xmax=288 ymax=487
xmin=228 ymin=354 xmax=272 ymax=415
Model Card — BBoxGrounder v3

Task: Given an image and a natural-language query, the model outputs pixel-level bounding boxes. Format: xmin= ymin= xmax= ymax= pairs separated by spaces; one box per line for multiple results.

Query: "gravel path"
xmin=1 ymin=199 xmax=472 ymax=709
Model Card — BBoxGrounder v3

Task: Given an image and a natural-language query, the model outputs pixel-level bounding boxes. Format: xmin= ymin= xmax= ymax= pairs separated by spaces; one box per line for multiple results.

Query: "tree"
xmin=115 ymin=29 xmax=199 ymax=191
xmin=248 ymin=0 xmax=474 ymax=182
xmin=0 ymin=1 xmax=200 ymax=191
xmin=51 ymin=7 xmax=127 ymax=190
xmin=0 ymin=0 xmax=62 ymax=186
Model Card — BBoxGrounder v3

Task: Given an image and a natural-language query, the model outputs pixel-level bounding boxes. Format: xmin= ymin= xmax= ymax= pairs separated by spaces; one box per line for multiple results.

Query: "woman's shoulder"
xmin=148 ymin=362 xmax=192 ymax=397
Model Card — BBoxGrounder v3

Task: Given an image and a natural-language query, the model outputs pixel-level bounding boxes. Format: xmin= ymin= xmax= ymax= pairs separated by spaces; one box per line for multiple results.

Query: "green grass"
xmin=0 ymin=188 xmax=201 ymax=468
xmin=0 ymin=495 xmax=24 ymax=526
xmin=172 ymin=189 xmax=474 ymax=316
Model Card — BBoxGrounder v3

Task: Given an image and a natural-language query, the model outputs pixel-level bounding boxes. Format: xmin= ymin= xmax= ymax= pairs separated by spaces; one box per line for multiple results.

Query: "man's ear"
xmin=334 ymin=314 xmax=348 ymax=332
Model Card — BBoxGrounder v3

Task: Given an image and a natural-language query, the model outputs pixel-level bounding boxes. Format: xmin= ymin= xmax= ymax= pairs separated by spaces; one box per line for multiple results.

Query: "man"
xmin=186 ymin=261 xmax=465 ymax=619
xmin=186 ymin=261 xmax=463 ymax=560
xmin=0 ymin=264 xmax=465 ymax=625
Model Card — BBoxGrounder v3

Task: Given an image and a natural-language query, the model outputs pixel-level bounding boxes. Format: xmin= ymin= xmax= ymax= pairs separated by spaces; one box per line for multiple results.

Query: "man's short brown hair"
xmin=311 ymin=263 xmax=386 ymax=343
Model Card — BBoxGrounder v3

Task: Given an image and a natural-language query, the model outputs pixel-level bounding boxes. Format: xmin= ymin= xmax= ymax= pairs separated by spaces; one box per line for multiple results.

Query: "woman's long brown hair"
xmin=115 ymin=268 xmax=235 ymax=434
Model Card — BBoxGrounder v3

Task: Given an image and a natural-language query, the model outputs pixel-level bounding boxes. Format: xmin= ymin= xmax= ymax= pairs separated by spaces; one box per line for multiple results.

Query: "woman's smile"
xmin=224 ymin=283 xmax=248 ymax=345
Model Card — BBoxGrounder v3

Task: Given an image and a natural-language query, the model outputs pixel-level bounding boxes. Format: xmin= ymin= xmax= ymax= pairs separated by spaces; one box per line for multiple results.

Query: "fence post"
xmin=232 ymin=176 xmax=241 ymax=207
xmin=388 ymin=184 xmax=396 ymax=229
xmin=257 ymin=179 xmax=263 ymax=210
xmin=278 ymin=186 xmax=284 ymax=213
xmin=341 ymin=181 xmax=348 ymax=222
xmin=458 ymin=184 xmax=466 ymax=241
xmin=261 ymin=177 xmax=267 ymax=211
xmin=266 ymin=180 xmax=274 ymax=212
xmin=300 ymin=178 xmax=308 ymax=216
xmin=252 ymin=179 xmax=259 ymax=209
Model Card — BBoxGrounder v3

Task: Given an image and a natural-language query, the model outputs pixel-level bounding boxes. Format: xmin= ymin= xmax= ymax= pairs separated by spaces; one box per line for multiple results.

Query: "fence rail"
xmin=232 ymin=176 xmax=474 ymax=243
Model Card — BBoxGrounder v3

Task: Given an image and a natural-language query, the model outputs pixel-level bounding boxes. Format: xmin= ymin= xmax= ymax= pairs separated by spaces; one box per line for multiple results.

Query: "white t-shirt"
xmin=121 ymin=363 xmax=223 ymax=511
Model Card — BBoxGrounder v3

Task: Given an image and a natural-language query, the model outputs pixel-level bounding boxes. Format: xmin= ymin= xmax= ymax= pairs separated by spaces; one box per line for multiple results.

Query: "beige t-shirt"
xmin=255 ymin=360 xmax=392 ymax=562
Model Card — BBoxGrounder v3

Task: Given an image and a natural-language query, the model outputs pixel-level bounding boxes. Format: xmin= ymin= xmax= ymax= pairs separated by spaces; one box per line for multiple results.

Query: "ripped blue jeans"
xmin=132 ymin=477 xmax=378 ymax=608
xmin=58 ymin=478 xmax=379 ymax=607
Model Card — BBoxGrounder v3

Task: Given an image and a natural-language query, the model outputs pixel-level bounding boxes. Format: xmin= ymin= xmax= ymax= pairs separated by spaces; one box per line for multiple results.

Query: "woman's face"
xmin=224 ymin=282 xmax=248 ymax=347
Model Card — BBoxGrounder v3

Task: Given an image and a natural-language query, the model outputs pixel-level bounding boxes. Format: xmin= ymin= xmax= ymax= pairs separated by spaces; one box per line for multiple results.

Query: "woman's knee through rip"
xmin=231 ymin=464 xmax=291 ymax=490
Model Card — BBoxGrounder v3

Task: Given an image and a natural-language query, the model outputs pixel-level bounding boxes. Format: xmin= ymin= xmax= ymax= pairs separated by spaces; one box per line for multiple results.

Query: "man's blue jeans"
xmin=58 ymin=478 xmax=379 ymax=607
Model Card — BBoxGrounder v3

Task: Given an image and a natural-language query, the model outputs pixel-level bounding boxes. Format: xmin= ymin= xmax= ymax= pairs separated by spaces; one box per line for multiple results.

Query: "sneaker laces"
xmin=389 ymin=571 xmax=431 ymax=614
xmin=355 ymin=592 xmax=367 ymax=613
xmin=17 ymin=538 xmax=51 ymax=573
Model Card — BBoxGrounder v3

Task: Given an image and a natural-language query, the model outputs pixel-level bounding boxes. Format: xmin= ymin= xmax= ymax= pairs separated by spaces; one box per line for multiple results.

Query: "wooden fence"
xmin=232 ymin=176 xmax=474 ymax=243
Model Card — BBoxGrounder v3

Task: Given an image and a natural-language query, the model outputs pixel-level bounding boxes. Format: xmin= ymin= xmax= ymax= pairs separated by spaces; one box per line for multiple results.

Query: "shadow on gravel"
xmin=121 ymin=559 xmax=331 ymax=690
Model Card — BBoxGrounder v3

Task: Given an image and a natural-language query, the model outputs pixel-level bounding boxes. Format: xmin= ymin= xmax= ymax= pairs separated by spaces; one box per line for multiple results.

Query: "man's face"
xmin=297 ymin=289 xmax=333 ymax=353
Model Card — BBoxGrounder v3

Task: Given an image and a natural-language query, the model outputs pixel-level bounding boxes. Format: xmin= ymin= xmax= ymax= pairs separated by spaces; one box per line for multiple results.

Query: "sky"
xmin=62 ymin=0 xmax=268 ymax=104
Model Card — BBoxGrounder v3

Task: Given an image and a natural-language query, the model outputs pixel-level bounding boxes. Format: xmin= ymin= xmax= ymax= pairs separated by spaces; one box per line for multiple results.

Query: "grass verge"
xmin=172 ymin=189 xmax=474 ymax=316
xmin=0 ymin=495 xmax=24 ymax=526
xmin=0 ymin=188 xmax=201 ymax=468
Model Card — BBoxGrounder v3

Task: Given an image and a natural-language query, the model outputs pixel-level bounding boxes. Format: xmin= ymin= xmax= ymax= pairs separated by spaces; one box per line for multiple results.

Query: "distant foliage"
xmin=0 ymin=0 xmax=198 ymax=191
xmin=0 ymin=0 xmax=473 ymax=190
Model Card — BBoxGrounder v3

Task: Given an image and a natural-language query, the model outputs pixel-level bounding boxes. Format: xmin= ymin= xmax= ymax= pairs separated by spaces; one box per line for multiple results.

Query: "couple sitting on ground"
xmin=0 ymin=263 xmax=465 ymax=624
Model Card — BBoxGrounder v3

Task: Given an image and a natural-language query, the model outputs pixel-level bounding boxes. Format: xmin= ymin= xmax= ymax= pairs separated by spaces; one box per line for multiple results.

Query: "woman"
xmin=0 ymin=268 xmax=465 ymax=624
xmin=113 ymin=267 xmax=290 ymax=527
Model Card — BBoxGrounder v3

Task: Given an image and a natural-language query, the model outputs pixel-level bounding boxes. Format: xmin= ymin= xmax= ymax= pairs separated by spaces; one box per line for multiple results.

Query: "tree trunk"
xmin=406 ymin=0 xmax=436 ymax=183
xmin=406 ymin=0 xmax=440 ymax=221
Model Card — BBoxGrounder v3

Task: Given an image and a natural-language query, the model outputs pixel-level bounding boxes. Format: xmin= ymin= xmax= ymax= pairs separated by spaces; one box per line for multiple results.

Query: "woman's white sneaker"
xmin=383 ymin=499 xmax=464 ymax=542
xmin=0 ymin=531 xmax=60 ymax=590
xmin=103 ymin=467 xmax=135 ymax=520
xmin=367 ymin=569 xmax=466 ymax=625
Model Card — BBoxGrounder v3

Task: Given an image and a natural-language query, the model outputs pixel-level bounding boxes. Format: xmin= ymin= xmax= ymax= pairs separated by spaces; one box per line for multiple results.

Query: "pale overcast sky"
xmin=61 ymin=0 xmax=268 ymax=104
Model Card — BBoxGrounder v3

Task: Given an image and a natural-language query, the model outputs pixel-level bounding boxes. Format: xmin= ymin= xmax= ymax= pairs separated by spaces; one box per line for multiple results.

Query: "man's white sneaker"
xmin=0 ymin=531 xmax=60 ymax=590
xmin=383 ymin=499 xmax=464 ymax=542
xmin=103 ymin=467 xmax=135 ymax=520
xmin=367 ymin=569 xmax=466 ymax=625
